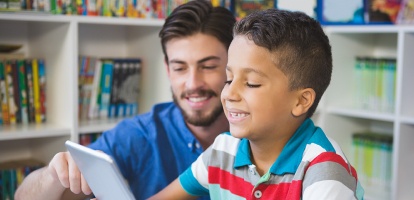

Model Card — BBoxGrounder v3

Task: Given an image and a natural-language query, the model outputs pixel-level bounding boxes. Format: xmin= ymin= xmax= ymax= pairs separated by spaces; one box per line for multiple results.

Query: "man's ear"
xmin=292 ymin=88 xmax=315 ymax=117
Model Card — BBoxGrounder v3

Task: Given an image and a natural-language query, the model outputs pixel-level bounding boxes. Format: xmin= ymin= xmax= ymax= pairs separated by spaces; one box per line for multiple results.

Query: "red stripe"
xmin=208 ymin=166 xmax=304 ymax=199
xmin=208 ymin=166 xmax=253 ymax=197
xmin=309 ymin=152 xmax=358 ymax=180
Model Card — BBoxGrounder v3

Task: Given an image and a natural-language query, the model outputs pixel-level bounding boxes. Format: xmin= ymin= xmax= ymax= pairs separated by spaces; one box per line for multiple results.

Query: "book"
xmin=108 ymin=59 xmax=122 ymax=118
xmin=17 ymin=60 xmax=29 ymax=124
xmin=234 ymin=0 xmax=275 ymax=19
xmin=88 ymin=58 xmax=102 ymax=119
xmin=366 ymin=0 xmax=402 ymax=24
xmin=4 ymin=61 xmax=17 ymax=124
xmin=25 ymin=59 xmax=35 ymax=123
xmin=116 ymin=59 xmax=141 ymax=117
xmin=0 ymin=60 xmax=10 ymax=125
xmin=99 ymin=60 xmax=113 ymax=118
xmin=38 ymin=59 xmax=46 ymax=122
xmin=32 ymin=59 xmax=42 ymax=124
xmin=396 ymin=0 xmax=414 ymax=24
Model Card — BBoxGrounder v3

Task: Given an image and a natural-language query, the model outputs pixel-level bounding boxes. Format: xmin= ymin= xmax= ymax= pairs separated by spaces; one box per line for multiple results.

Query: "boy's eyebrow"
xmin=169 ymin=56 xmax=220 ymax=64
xmin=226 ymin=66 xmax=267 ymax=78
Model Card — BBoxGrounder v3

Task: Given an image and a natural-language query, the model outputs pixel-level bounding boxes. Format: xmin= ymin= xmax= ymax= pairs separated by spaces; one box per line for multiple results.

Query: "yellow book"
xmin=32 ymin=59 xmax=41 ymax=123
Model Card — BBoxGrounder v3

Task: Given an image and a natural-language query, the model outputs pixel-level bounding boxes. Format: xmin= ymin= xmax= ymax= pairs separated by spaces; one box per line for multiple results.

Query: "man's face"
xmin=165 ymin=33 xmax=228 ymax=126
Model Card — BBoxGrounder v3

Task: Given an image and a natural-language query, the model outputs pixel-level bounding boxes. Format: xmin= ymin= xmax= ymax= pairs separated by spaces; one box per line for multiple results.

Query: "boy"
xmin=149 ymin=9 xmax=364 ymax=200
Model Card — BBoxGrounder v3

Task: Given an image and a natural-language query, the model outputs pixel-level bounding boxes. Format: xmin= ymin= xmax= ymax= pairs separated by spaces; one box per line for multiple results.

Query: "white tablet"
xmin=65 ymin=140 xmax=136 ymax=200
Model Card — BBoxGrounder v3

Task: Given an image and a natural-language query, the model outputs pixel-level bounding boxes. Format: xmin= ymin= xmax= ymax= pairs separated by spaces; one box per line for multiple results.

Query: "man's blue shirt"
xmin=89 ymin=102 xmax=209 ymax=200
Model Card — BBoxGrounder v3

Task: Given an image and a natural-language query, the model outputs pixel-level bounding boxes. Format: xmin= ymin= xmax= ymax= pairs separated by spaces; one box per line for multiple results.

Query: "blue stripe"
xmin=179 ymin=167 xmax=209 ymax=196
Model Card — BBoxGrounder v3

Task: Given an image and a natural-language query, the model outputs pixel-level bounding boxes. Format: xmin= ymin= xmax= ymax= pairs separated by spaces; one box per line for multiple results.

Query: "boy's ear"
xmin=292 ymin=88 xmax=315 ymax=117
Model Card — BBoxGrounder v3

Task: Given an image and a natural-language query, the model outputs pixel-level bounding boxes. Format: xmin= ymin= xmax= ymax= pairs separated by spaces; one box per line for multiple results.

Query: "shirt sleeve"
xmin=302 ymin=152 xmax=364 ymax=200
xmin=179 ymin=145 xmax=214 ymax=196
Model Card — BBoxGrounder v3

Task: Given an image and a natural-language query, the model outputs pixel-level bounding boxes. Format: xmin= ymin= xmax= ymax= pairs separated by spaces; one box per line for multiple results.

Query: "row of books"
xmin=78 ymin=56 xmax=141 ymax=120
xmin=351 ymin=132 xmax=393 ymax=199
xmin=318 ymin=0 xmax=414 ymax=25
xmin=0 ymin=159 xmax=44 ymax=200
xmin=0 ymin=0 xmax=274 ymax=19
xmin=0 ymin=59 xmax=46 ymax=126
xmin=353 ymin=57 xmax=396 ymax=113
xmin=79 ymin=132 xmax=102 ymax=146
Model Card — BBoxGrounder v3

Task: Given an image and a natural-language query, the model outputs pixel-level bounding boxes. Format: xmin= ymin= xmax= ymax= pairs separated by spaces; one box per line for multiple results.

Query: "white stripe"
xmin=191 ymin=155 xmax=209 ymax=189
xmin=327 ymin=136 xmax=349 ymax=163
xmin=211 ymin=134 xmax=240 ymax=156
xmin=303 ymin=180 xmax=356 ymax=200
xmin=302 ymin=143 xmax=326 ymax=162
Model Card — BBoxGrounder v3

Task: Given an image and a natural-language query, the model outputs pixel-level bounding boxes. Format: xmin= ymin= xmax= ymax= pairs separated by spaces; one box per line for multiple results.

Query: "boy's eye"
xmin=224 ymin=80 xmax=232 ymax=85
xmin=246 ymin=83 xmax=261 ymax=88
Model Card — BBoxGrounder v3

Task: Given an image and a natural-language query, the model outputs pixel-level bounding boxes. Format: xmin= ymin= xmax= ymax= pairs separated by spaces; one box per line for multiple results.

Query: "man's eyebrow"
xmin=226 ymin=66 xmax=267 ymax=77
xmin=169 ymin=56 xmax=220 ymax=65
xmin=197 ymin=56 xmax=221 ymax=64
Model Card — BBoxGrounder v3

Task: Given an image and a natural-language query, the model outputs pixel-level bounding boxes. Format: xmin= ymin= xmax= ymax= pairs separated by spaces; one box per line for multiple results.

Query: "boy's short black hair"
xmin=233 ymin=9 xmax=332 ymax=118
xmin=159 ymin=0 xmax=236 ymax=62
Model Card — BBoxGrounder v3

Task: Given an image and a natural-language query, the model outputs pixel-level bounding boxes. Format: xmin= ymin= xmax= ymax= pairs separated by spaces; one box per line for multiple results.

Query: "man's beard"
xmin=173 ymin=88 xmax=224 ymax=127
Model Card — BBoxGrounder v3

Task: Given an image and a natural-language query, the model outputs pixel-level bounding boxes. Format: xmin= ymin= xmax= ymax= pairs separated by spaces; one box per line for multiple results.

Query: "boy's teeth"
xmin=189 ymin=97 xmax=208 ymax=102
xmin=230 ymin=112 xmax=247 ymax=118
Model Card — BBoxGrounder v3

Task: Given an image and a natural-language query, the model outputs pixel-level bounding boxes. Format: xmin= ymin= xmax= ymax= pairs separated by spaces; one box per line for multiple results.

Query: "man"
xmin=14 ymin=1 xmax=236 ymax=200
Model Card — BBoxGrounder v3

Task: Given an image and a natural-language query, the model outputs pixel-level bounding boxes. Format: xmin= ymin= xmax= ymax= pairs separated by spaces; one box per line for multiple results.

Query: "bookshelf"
xmin=1 ymin=13 xmax=414 ymax=200
xmin=315 ymin=25 xmax=414 ymax=200
xmin=0 ymin=14 xmax=172 ymax=165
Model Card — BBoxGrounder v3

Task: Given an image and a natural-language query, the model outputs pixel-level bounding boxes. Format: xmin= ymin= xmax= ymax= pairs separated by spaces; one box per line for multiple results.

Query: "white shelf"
xmin=0 ymin=12 xmax=71 ymax=22
xmin=0 ymin=124 xmax=70 ymax=141
xmin=327 ymin=107 xmax=395 ymax=122
xmin=78 ymin=118 xmax=124 ymax=134
xmin=74 ymin=15 xmax=165 ymax=26
xmin=400 ymin=116 xmax=414 ymax=124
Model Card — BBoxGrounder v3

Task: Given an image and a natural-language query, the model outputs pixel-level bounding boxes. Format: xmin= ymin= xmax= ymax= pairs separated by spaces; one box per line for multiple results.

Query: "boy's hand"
xmin=47 ymin=151 xmax=93 ymax=195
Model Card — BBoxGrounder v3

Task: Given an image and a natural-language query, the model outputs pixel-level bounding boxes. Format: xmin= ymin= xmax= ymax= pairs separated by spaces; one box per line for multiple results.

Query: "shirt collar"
xmin=234 ymin=118 xmax=316 ymax=175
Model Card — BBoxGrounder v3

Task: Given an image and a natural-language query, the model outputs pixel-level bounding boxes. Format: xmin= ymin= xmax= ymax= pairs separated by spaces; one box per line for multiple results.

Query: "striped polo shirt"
xmin=179 ymin=118 xmax=365 ymax=199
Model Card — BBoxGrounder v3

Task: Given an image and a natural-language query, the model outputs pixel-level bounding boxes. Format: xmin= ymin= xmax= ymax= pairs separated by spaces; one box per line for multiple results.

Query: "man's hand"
xmin=48 ymin=151 xmax=93 ymax=195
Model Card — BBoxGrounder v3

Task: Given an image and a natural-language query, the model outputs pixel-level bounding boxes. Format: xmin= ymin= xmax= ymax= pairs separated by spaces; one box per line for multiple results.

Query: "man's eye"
xmin=172 ymin=67 xmax=185 ymax=72
xmin=203 ymin=66 xmax=217 ymax=70
xmin=246 ymin=83 xmax=261 ymax=88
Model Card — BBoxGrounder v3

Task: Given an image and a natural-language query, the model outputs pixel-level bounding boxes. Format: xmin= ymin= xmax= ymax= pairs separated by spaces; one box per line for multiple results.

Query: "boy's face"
xmin=166 ymin=33 xmax=228 ymax=126
xmin=222 ymin=36 xmax=299 ymax=140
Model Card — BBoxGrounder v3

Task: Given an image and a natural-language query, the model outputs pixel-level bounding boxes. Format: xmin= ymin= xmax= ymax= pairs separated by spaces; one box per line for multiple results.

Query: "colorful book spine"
xmin=25 ymin=59 xmax=35 ymax=123
xmin=99 ymin=60 xmax=113 ymax=118
xmin=32 ymin=59 xmax=42 ymax=124
xmin=88 ymin=59 xmax=102 ymax=119
xmin=17 ymin=60 xmax=29 ymax=124
xmin=38 ymin=59 xmax=46 ymax=122
xmin=5 ymin=61 xmax=17 ymax=124
xmin=0 ymin=61 xmax=6 ymax=125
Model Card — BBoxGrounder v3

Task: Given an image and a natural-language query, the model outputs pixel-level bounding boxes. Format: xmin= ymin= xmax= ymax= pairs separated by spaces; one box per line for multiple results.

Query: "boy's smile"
xmin=222 ymin=35 xmax=300 ymax=142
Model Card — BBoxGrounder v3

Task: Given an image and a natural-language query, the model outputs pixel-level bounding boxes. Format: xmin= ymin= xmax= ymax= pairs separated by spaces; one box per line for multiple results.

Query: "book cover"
xmin=396 ymin=0 xmax=414 ymax=24
xmin=117 ymin=59 xmax=141 ymax=117
xmin=38 ymin=59 xmax=46 ymax=122
xmin=32 ymin=59 xmax=42 ymax=124
xmin=11 ymin=60 xmax=22 ymax=124
xmin=108 ymin=59 xmax=121 ymax=118
xmin=17 ymin=59 xmax=29 ymax=124
xmin=367 ymin=0 xmax=402 ymax=24
xmin=25 ymin=59 xmax=35 ymax=123
xmin=5 ymin=61 xmax=17 ymax=124
xmin=88 ymin=59 xmax=102 ymax=119
xmin=234 ymin=0 xmax=275 ymax=19
xmin=99 ymin=60 xmax=113 ymax=118
xmin=0 ymin=61 xmax=7 ymax=125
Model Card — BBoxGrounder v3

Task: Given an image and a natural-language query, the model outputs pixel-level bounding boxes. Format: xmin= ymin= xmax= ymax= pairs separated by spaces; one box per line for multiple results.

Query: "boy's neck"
xmin=249 ymin=118 xmax=305 ymax=176
xmin=186 ymin=112 xmax=229 ymax=150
